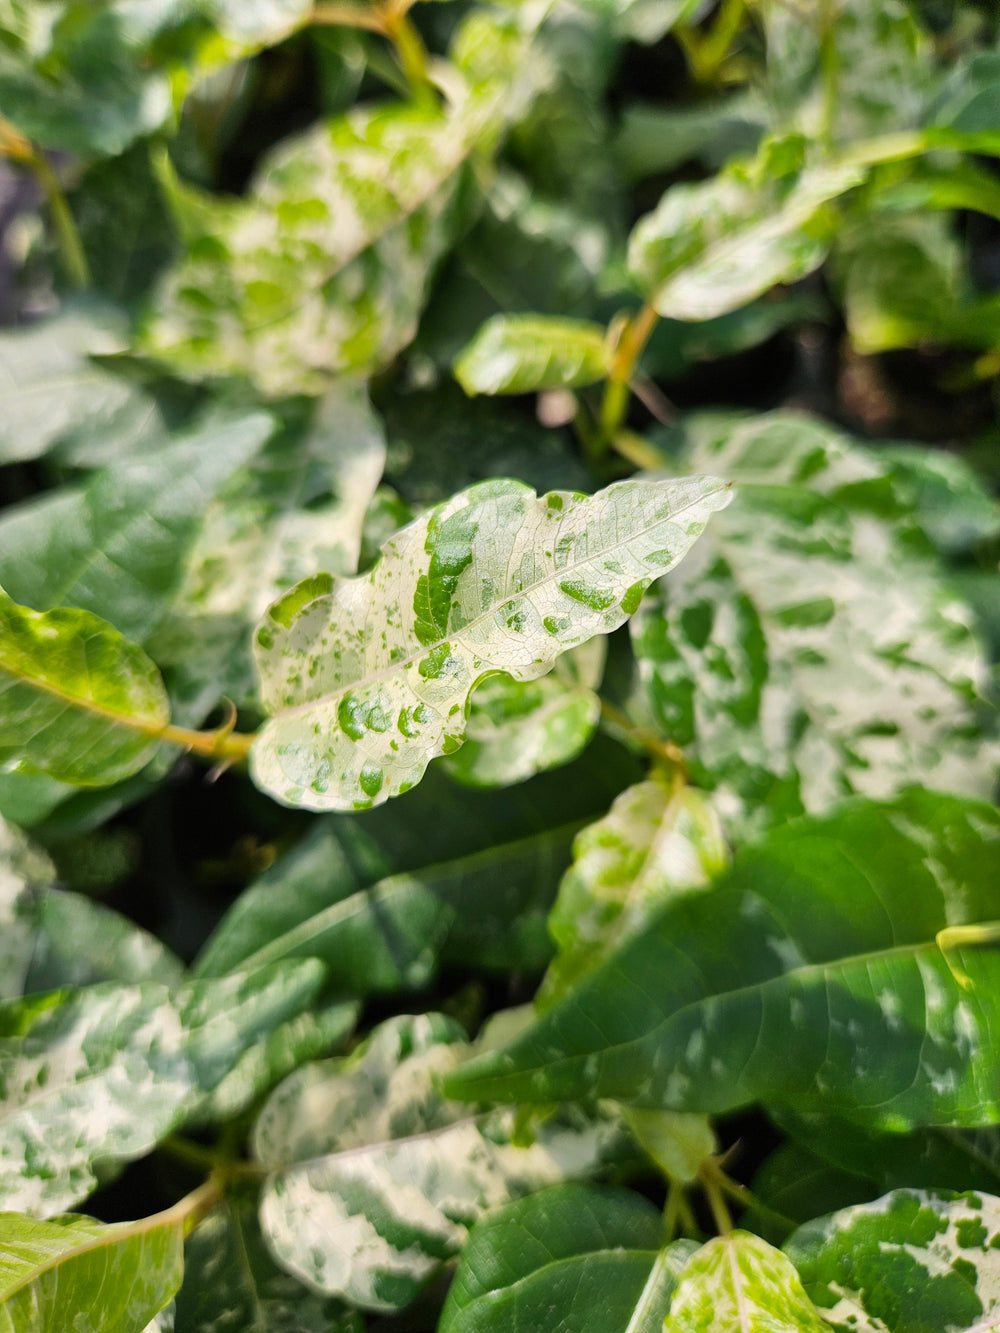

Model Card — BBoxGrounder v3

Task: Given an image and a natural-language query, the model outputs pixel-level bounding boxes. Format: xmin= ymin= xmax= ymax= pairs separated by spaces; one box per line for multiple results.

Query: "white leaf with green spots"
xmin=254 ymin=1014 xmax=629 ymax=1312
xmin=665 ymin=1230 xmax=831 ymax=1331
xmin=443 ymin=639 xmax=605 ymax=789
xmin=0 ymin=1205 xmax=184 ymax=1333
xmin=539 ymin=778 xmax=728 ymax=1007
xmin=0 ymin=961 xmax=324 ymax=1215
xmin=0 ymin=591 xmax=170 ymax=788
xmin=0 ymin=816 xmax=57 ymax=1001
xmin=249 ymin=474 xmax=730 ymax=811
xmin=142 ymin=99 xmax=488 ymax=396
xmin=785 ymin=1188 xmax=1000 ymax=1333
xmin=631 ymin=412 xmax=998 ymax=835
xmin=454 ymin=314 xmax=611 ymax=395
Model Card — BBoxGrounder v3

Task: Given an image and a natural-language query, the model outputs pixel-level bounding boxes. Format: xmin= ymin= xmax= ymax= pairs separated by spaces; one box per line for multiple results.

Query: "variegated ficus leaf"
xmin=453 ymin=314 xmax=611 ymax=395
xmin=253 ymin=1013 xmax=630 ymax=1312
xmin=0 ymin=961 xmax=324 ymax=1216
xmin=0 ymin=1204 xmax=184 ymax=1333
xmin=631 ymin=412 xmax=998 ymax=835
xmin=665 ymin=1230 xmax=831 ymax=1332
xmin=249 ymin=474 xmax=730 ymax=811
xmin=439 ymin=1182 xmax=699 ymax=1333
xmin=444 ymin=790 xmax=1000 ymax=1131
xmin=785 ymin=1188 xmax=1000 ymax=1332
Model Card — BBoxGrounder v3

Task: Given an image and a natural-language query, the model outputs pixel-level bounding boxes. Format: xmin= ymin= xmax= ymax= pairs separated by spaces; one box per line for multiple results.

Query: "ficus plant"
xmin=1 ymin=0 xmax=1000 ymax=1328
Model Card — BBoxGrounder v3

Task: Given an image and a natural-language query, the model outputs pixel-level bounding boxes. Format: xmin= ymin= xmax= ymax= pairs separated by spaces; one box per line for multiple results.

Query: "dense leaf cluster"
xmin=1 ymin=0 xmax=999 ymax=1328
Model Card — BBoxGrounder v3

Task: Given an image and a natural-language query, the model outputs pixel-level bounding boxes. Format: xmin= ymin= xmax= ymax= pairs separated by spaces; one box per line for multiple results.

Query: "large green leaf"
xmin=0 ymin=410 xmax=275 ymax=643
xmin=539 ymin=778 xmax=728 ymax=1008
xmin=0 ymin=1205 xmax=183 ymax=1333
xmin=150 ymin=387 xmax=385 ymax=721
xmin=454 ymin=314 xmax=611 ymax=395
xmin=248 ymin=474 xmax=730 ymax=811
xmin=785 ymin=1188 xmax=1000 ymax=1332
xmin=174 ymin=1187 xmax=363 ymax=1333
xmin=630 ymin=412 xmax=997 ymax=834
xmin=439 ymin=1182 xmax=698 ymax=1333
xmin=0 ymin=308 xmax=163 ymax=466
xmin=0 ymin=592 xmax=170 ymax=787
xmin=665 ymin=1231 xmax=830 ymax=1332
xmin=141 ymin=98 xmax=486 ymax=395
xmin=253 ymin=1014 xmax=629 ymax=1312
xmin=443 ymin=791 xmax=1000 ymax=1131
xmin=194 ymin=742 xmax=640 ymax=987
xmin=443 ymin=639 xmax=605 ymax=789
xmin=0 ymin=961 xmax=324 ymax=1215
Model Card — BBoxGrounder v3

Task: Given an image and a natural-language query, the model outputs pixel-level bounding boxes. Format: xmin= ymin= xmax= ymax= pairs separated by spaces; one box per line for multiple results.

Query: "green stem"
xmin=598 ymin=696 xmax=687 ymax=782
xmin=691 ymin=0 xmax=747 ymax=84
xmin=699 ymin=1160 xmax=734 ymax=1235
xmin=381 ymin=3 xmax=436 ymax=106
xmin=0 ymin=119 xmax=89 ymax=288
xmin=597 ymin=302 xmax=660 ymax=452
xmin=311 ymin=2 xmax=388 ymax=32
xmin=818 ymin=0 xmax=840 ymax=149
xmin=159 ymin=721 xmax=255 ymax=765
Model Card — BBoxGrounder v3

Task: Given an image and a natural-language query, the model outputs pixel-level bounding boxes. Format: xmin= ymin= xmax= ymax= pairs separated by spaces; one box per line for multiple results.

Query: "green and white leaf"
xmin=142 ymin=98 xmax=487 ymax=395
xmin=249 ymin=474 xmax=730 ymax=811
xmin=786 ymin=1188 xmax=1000 ymax=1332
xmin=151 ymin=386 xmax=385 ymax=720
xmin=454 ymin=314 xmax=611 ymax=395
xmin=443 ymin=639 xmax=605 ymax=789
xmin=439 ymin=1182 xmax=698 ymax=1333
xmin=0 ymin=307 xmax=163 ymax=466
xmin=0 ymin=961 xmax=324 ymax=1215
xmin=0 ymin=410 xmax=275 ymax=642
xmin=0 ymin=1205 xmax=183 ymax=1333
xmin=631 ymin=412 xmax=997 ymax=835
xmin=539 ymin=778 xmax=728 ymax=1007
xmin=0 ymin=591 xmax=170 ymax=788
xmin=627 ymin=135 xmax=868 ymax=321
xmin=254 ymin=1013 xmax=630 ymax=1312
xmin=665 ymin=1230 xmax=831 ymax=1332
xmin=174 ymin=1187 xmax=364 ymax=1333
xmin=443 ymin=790 xmax=1000 ymax=1131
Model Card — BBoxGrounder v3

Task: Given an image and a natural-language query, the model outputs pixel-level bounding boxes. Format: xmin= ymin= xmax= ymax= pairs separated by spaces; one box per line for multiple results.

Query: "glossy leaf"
xmin=631 ymin=412 xmax=997 ymax=834
xmin=786 ymin=1188 xmax=1000 ymax=1332
xmin=0 ymin=1205 xmax=183 ymax=1333
xmin=439 ymin=1182 xmax=698 ymax=1333
xmin=0 ymin=591 xmax=170 ymax=787
xmin=539 ymin=778 xmax=728 ymax=1007
xmin=0 ymin=961 xmax=324 ymax=1215
xmin=0 ymin=308 xmax=161 ymax=466
xmin=142 ymin=100 xmax=484 ymax=395
xmin=627 ymin=136 xmax=867 ymax=321
xmin=443 ymin=791 xmax=1000 ymax=1131
xmin=0 ymin=410 xmax=274 ymax=643
xmin=174 ymin=1187 xmax=364 ymax=1333
xmin=249 ymin=474 xmax=730 ymax=811
xmin=665 ymin=1231 xmax=830 ymax=1332
xmin=443 ymin=639 xmax=605 ymax=789
xmin=254 ymin=1014 xmax=629 ymax=1312
xmin=454 ymin=314 xmax=611 ymax=395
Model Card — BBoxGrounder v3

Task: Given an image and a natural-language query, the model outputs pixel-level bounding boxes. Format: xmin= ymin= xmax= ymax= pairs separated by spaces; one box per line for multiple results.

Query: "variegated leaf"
xmin=249 ymin=475 xmax=730 ymax=811
xmin=785 ymin=1188 xmax=1000 ymax=1332
xmin=665 ymin=1231 xmax=831 ymax=1332
xmin=254 ymin=1014 xmax=629 ymax=1312
xmin=454 ymin=314 xmax=611 ymax=395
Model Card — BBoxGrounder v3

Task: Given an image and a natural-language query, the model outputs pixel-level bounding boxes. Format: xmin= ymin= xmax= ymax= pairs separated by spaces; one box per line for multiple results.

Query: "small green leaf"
xmin=785 ymin=1188 xmax=1000 ymax=1332
xmin=0 ymin=591 xmax=170 ymax=787
xmin=665 ymin=1231 xmax=831 ymax=1332
xmin=249 ymin=475 xmax=730 ymax=811
xmin=439 ymin=1182 xmax=698 ymax=1333
xmin=443 ymin=640 xmax=605 ymax=789
xmin=254 ymin=1014 xmax=629 ymax=1312
xmin=0 ymin=1206 xmax=183 ymax=1333
xmin=443 ymin=791 xmax=1000 ymax=1132
xmin=454 ymin=314 xmax=611 ymax=395
xmin=539 ymin=778 xmax=729 ymax=1007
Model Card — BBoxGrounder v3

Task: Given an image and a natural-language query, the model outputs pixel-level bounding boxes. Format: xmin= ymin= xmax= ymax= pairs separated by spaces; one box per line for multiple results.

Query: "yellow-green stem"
xmin=382 ymin=4 xmax=436 ymax=106
xmin=700 ymin=1160 xmax=734 ymax=1235
xmin=598 ymin=301 xmax=660 ymax=449
xmin=599 ymin=696 xmax=686 ymax=780
xmin=158 ymin=722 xmax=255 ymax=765
xmin=311 ymin=2 xmax=388 ymax=32
xmin=0 ymin=119 xmax=89 ymax=289
xmin=691 ymin=0 xmax=747 ymax=84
